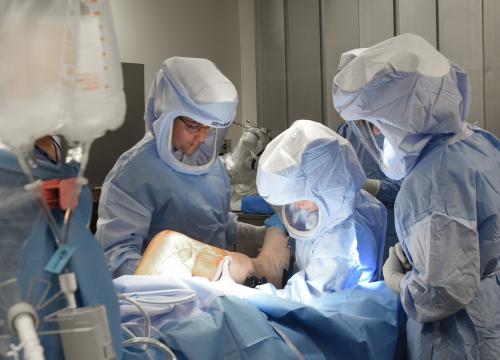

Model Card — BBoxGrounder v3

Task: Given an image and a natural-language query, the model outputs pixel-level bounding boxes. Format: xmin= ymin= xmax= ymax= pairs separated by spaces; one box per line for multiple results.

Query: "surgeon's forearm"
xmin=400 ymin=216 xmax=481 ymax=322
xmin=252 ymin=228 xmax=289 ymax=283
xmin=377 ymin=179 xmax=401 ymax=203
xmin=112 ymin=258 xmax=139 ymax=278
xmin=400 ymin=271 xmax=479 ymax=323
xmin=225 ymin=212 xmax=238 ymax=249
xmin=236 ymin=221 xmax=266 ymax=247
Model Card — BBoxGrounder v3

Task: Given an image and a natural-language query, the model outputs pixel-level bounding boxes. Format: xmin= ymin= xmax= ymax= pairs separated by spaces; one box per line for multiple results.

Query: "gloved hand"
xmin=264 ymin=213 xmax=287 ymax=233
xmin=383 ymin=246 xmax=405 ymax=294
xmin=394 ymin=242 xmax=411 ymax=272
xmin=252 ymin=227 xmax=290 ymax=288
xmin=227 ymin=252 xmax=255 ymax=284
xmin=236 ymin=221 xmax=266 ymax=248
xmin=363 ymin=178 xmax=381 ymax=196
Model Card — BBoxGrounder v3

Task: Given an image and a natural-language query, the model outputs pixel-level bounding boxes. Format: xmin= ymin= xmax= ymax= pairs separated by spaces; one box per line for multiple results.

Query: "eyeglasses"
xmin=178 ymin=117 xmax=215 ymax=135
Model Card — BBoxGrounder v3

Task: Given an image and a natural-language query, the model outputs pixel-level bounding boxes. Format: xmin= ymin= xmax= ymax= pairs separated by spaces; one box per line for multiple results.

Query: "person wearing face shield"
xmin=255 ymin=120 xmax=387 ymax=303
xmin=332 ymin=33 xmax=500 ymax=359
xmin=95 ymin=57 xmax=263 ymax=279
xmin=337 ymin=121 xmax=401 ymax=262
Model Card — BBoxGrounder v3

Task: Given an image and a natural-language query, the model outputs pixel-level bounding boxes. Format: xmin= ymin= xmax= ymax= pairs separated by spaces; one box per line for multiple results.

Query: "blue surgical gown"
xmin=96 ymin=133 xmax=237 ymax=277
xmin=256 ymin=120 xmax=386 ymax=303
xmin=331 ymin=33 xmax=500 ymax=359
xmin=283 ymin=190 xmax=386 ymax=303
xmin=396 ymin=126 xmax=500 ymax=359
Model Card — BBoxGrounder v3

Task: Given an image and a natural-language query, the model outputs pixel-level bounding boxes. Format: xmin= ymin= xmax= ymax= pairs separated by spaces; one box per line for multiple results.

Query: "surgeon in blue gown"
xmin=256 ymin=120 xmax=387 ymax=303
xmin=332 ymin=33 xmax=500 ymax=359
xmin=337 ymin=122 xmax=401 ymax=262
xmin=96 ymin=57 xmax=263 ymax=278
xmin=0 ymin=136 xmax=122 ymax=358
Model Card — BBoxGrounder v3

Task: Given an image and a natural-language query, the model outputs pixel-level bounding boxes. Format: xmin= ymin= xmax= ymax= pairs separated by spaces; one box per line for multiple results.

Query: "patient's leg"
xmin=135 ymin=230 xmax=254 ymax=284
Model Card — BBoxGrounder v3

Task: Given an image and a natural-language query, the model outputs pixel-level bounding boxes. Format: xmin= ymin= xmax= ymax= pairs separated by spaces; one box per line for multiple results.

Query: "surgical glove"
xmin=363 ymin=178 xmax=381 ymax=196
xmin=227 ymin=252 xmax=255 ymax=284
xmin=264 ymin=213 xmax=287 ymax=233
xmin=395 ymin=242 xmax=411 ymax=272
xmin=236 ymin=221 xmax=266 ymax=248
xmin=252 ymin=227 xmax=290 ymax=288
xmin=383 ymin=246 xmax=405 ymax=294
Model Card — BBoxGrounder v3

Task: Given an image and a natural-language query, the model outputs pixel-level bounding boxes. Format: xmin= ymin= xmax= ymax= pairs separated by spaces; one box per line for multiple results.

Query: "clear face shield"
xmin=347 ymin=120 xmax=383 ymax=160
xmin=346 ymin=120 xmax=397 ymax=176
xmin=278 ymin=200 xmax=321 ymax=238
xmin=169 ymin=116 xmax=219 ymax=170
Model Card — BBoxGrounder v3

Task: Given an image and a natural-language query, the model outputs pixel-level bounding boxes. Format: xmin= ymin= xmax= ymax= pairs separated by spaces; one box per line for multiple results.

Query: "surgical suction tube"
xmin=117 ymin=295 xmax=151 ymax=341
xmin=118 ymin=294 xmax=177 ymax=359
xmin=122 ymin=337 xmax=177 ymax=360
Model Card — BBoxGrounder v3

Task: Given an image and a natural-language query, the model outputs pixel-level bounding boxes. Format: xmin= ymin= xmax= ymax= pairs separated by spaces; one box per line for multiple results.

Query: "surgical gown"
xmin=332 ymin=33 xmax=500 ymax=359
xmin=257 ymin=120 xmax=386 ymax=303
xmin=96 ymin=133 xmax=237 ymax=277
xmin=96 ymin=57 xmax=239 ymax=278
xmin=396 ymin=126 xmax=500 ymax=359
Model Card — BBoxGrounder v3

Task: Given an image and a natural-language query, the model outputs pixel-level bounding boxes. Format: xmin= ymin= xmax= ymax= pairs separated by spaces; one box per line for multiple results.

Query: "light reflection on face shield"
xmin=283 ymin=201 xmax=319 ymax=233
xmin=381 ymin=136 xmax=396 ymax=170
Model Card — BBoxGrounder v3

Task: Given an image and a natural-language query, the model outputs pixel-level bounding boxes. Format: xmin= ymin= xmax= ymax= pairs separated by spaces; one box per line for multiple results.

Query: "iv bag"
xmin=0 ymin=0 xmax=74 ymax=152
xmin=59 ymin=0 xmax=126 ymax=145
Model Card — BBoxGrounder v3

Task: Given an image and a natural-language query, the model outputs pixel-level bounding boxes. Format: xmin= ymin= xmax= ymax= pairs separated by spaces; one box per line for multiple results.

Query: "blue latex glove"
xmin=264 ymin=213 xmax=287 ymax=234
